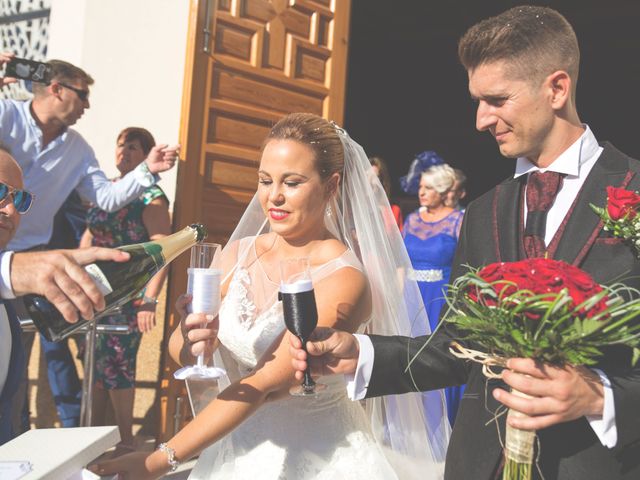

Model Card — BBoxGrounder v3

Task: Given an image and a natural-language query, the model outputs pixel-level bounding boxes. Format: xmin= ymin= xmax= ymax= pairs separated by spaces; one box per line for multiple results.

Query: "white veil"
xmin=219 ymin=123 xmax=450 ymax=478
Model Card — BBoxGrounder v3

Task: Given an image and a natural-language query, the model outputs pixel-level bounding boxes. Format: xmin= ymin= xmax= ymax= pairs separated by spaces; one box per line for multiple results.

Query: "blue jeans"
xmin=39 ymin=335 xmax=81 ymax=427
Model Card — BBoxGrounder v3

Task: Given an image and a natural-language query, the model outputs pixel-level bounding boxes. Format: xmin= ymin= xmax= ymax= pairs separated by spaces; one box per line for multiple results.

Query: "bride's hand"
xmin=176 ymin=294 xmax=218 ymax=358
xmin=89 ymin=451 xmax=168 ymax=480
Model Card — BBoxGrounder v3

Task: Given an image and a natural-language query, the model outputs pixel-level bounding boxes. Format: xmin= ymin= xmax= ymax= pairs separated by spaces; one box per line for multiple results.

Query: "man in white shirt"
xmin=0 ymin=53 xmax=179 ymax=432
xmin=0 ymin=144 xmax=129 ymax=444
xmin=289 ymin=6 xmax=640 ymax=479
xmin=0 ymin=52 xmax=179 ymax=251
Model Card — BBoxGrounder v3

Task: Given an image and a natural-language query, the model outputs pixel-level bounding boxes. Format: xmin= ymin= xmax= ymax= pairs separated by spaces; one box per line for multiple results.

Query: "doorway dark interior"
xmin=344 ymin=1 xmax=640 ymax=212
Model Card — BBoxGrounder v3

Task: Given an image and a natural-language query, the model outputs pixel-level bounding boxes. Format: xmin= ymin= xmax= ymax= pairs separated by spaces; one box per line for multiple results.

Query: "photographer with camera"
xmin=0 ymin=51 xmax=179 ymax=432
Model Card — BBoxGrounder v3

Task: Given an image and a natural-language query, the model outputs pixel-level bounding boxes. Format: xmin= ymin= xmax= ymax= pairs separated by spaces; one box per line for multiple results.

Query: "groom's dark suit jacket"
xmin=368 ymin=143 xmax=640 ymax=479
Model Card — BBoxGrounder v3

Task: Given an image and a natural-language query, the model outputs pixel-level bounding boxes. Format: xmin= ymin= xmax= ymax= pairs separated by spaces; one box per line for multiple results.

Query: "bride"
xmin=93 ymin=113 xmax=450 ymax=479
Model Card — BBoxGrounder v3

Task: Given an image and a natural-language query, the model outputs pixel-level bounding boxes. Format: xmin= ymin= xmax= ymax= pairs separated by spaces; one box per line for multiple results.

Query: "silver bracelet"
xmin=141 ymin=295 xmax=159 ymax=305
xmin=157 ymin=442 xmax=179 ymax=472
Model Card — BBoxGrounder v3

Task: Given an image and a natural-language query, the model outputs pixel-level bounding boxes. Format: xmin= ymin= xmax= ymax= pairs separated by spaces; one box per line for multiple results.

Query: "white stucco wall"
xmin=47 ymin=0 xmax=190 ymax=207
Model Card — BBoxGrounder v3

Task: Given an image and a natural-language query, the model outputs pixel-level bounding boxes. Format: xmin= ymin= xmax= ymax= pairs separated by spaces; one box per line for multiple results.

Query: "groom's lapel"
xmin=493 ymin=177 xmax=523 ymax=263
xmin=553 ymin=143 xmax=634 ymax=265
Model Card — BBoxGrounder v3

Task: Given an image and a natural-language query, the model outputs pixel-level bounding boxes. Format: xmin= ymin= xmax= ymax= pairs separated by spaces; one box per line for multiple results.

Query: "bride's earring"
xmin=326 ymin=205 xmax=332 ymax=216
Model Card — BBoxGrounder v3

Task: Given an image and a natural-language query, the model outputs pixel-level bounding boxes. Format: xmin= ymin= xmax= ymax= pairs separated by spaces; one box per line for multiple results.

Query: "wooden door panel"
xmin=159 ymin=0 xmax=351 ymax=440
xmin=206 ymin=109 xmax=272 ymax=148
xmin=214 ymin=23 xmax=256 ymax=62
xmin=212 ymin=67 xmax=325 ymax=114
xmin=291 ymin=39 xmax=330 ymax=82
xmin=206 ymin=154 xmax=258 ymax=191
xmin=202 ymin=185 xmax=255 ymax=236
xmin=211 ymin=59 xmax=330 ymax=109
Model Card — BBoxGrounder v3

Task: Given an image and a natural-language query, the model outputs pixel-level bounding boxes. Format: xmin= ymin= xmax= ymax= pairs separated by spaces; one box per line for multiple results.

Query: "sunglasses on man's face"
xmin=57 ymin=82 xmax=90 ymax=102
xmin=0 ymin=182 xmax=35 ymax=214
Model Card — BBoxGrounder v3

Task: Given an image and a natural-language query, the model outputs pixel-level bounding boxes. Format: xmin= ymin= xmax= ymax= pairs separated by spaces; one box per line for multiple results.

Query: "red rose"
xmin=466 ymin=288 xmax=479 ymax=303
xmin=471 ymin=259 xmax=608 ymax=320
xmin=477 ymin=263 xmax=503 ymax=283
xmin=567 ymin=269 xmax=597 ymax=292
xmin=606 ymin=186 xmax=640 ymax=221
xmin=526 ymin=262 xmax=562 ymax=292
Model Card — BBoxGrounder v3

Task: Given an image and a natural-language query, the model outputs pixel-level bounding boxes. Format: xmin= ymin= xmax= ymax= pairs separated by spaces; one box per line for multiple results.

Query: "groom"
xmin=290 ymin=6 xmax=640 ymax=479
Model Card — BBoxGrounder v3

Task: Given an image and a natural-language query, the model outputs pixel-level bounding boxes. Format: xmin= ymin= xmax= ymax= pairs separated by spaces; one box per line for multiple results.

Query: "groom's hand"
xmin=493 ymin=358 xmax=605 ymax=430
xmin=289 ymin=328 xmax=360 ymax=381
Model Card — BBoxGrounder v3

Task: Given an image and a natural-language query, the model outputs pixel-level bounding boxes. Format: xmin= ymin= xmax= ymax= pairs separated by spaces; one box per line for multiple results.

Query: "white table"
xmin=0 ymin=426 xmax=119 ymax=479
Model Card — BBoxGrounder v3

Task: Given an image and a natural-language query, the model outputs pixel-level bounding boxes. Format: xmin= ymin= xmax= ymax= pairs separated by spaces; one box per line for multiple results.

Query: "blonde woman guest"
xmin=403 ymin=163 xmax=464 ymax=425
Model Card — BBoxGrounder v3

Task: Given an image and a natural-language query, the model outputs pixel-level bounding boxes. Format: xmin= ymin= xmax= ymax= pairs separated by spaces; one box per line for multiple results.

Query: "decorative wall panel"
xmin=0 ymin=0 xmax=50 ymax=99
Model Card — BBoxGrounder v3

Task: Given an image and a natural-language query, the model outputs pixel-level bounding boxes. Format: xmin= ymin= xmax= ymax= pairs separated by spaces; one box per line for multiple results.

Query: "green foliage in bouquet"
xmin=445 ymin=259 xmax=640 ymax=367
xmin=442 ymin=258 xmax=640 ymax=480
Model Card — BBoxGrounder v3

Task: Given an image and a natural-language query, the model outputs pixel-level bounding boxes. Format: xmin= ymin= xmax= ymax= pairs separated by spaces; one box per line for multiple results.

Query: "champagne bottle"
xmin=25 ymin=224 xmax=207 ymax=342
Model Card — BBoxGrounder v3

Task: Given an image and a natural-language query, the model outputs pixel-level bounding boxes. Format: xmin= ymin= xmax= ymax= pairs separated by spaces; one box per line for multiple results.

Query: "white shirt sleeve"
xmin=0 ymin=250 xmax=15 ymax=299
xmin=76 ymin=157 xmax=158 ymax=212
xmin=586 ymin=368 xmax=617 ymax=448
xmin=132 ymin=161 xmax=160 ymax=187
xmin=345 ymin=334 xmax=375 ymax=401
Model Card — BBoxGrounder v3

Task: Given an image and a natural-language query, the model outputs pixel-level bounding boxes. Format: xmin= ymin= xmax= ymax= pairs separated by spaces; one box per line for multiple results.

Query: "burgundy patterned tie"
xmin=523 ymin=171 xmax=564 ymax=258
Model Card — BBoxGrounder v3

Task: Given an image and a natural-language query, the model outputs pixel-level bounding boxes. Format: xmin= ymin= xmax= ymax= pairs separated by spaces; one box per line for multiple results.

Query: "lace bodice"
xmin=402 ymin=210 xmax=463 ymax=271
xmin=189 ymin=239 xmax=412 ymax=479
xmin=217 ymin=239 xmax=363 ymax=377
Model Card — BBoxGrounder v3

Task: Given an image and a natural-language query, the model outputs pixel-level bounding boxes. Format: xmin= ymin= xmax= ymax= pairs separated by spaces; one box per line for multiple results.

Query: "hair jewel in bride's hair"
xmin=329 ymin=120 xmax=347 ymax=138
xmin=308 ymin=140 xmax=328 ymax=155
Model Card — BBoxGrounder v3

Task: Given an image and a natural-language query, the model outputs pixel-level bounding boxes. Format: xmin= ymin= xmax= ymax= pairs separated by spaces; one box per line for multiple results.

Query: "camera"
xmin=4 ymin=57 xmax=51 ymax=84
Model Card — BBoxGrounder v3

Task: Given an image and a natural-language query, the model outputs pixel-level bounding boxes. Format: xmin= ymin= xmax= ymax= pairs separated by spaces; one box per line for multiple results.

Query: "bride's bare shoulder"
xmin=254 ymin=232 xmax=278 ymax=255
xmin=313 ymin=238 xmax=348 ymax=264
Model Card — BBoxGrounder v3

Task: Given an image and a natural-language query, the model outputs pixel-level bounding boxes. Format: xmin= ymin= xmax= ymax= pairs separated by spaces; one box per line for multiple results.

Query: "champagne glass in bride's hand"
xmin=174 ymin=242 xmax=226 ymax=415
xmin=280 ymin=257 xmax=326 ymax=396
xmin=188 ymin=243 xmax=222 ymax=367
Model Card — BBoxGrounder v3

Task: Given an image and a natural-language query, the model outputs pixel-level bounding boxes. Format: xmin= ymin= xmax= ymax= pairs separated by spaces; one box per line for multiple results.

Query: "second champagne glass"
xmin=177 ymin=242 xmax=226 ymax=415
xmin=279 ymin=257 xmax=326 ymax=396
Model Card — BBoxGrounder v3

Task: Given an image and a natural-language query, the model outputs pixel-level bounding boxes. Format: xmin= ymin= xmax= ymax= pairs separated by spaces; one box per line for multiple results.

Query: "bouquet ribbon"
xmin=449 ymin=341 xmax=507 ymax=379
xmin=449 ymin=341 xmax=536 ymax=480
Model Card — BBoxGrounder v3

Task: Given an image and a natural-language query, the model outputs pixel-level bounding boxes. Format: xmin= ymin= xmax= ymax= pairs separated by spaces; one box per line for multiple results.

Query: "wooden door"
xmin=157 ymin=0 xmax=351 ymax=440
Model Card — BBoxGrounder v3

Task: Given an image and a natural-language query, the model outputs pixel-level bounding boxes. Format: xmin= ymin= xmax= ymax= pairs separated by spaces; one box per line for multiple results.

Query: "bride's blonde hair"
xmin=264 ymin=113 xmax=344 ymax=181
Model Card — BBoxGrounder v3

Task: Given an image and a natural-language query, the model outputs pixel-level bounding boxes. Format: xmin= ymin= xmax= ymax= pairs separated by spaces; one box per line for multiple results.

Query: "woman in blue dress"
xmin=403 ymin=163 xmax=464 ymax=426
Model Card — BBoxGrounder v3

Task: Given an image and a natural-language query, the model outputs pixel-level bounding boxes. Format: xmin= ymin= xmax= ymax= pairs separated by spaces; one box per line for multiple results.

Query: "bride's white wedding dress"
xmin=188 ymin=238 xmax=399 ymax=479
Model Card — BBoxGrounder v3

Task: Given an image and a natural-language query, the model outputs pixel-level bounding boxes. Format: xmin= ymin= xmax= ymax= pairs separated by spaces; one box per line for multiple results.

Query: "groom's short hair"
xmin=458 ymin=6 xmax=580 ymax=88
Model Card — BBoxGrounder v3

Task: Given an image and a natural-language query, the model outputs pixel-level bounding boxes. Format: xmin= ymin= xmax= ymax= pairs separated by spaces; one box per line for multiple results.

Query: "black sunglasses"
xmin=57 ymin=82 xmax=90 ymax=102
xmin=0 ymin=182 xmax=35 ymax=214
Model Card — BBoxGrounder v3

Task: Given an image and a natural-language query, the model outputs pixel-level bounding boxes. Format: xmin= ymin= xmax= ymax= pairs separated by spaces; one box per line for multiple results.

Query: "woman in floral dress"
xmin=80 ymin=127 xmax=171 ymax=455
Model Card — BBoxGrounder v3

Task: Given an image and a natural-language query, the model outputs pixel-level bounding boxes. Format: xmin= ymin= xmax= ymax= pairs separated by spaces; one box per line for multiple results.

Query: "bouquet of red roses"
xmin=590 ymin=186 xmax=640 ymax=255
xmin=445 ymin=258 xmax=640 ymax=480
